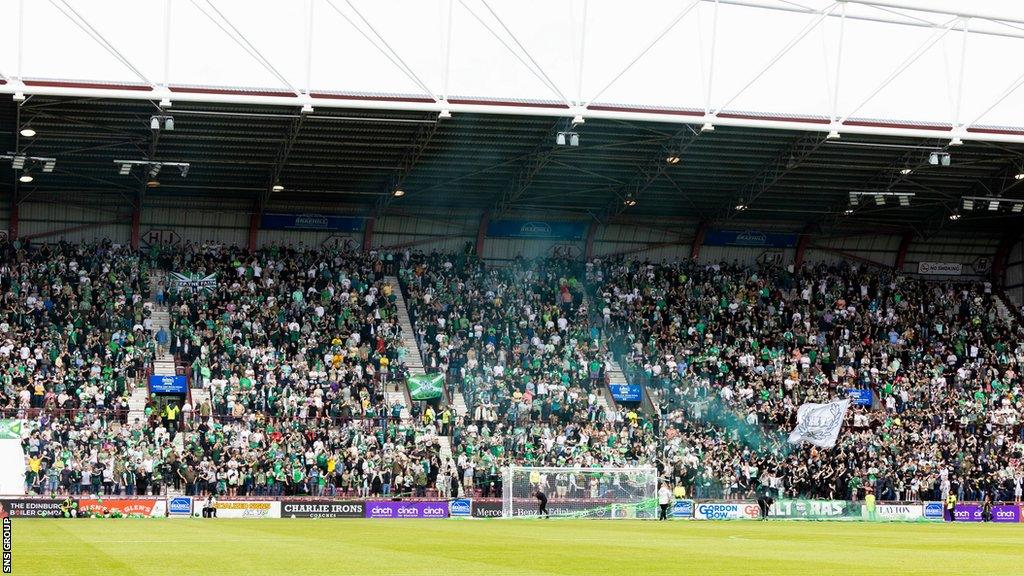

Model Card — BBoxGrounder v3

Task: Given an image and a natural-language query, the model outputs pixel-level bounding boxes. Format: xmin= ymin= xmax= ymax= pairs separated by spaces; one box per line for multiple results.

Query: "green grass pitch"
xmin=11 ymin=518 xmax=1021 ymax=575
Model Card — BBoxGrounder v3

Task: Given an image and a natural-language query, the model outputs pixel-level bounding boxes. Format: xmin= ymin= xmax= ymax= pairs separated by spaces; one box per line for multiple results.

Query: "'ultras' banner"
xmin=769 ymin=500 xmax=856 ymax=519
xmin=0 ymin=499 xmax=64 ymax=518
xmin=282 ymin=500 xmax=364 ymax=518
xmin=77 ymin=498 xmax=165 ymax=517
xmin=364 ymin=501 xmax=449 ymax=519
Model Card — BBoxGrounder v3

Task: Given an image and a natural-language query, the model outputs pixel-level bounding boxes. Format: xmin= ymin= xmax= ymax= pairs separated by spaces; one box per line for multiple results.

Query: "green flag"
xmin=0 ymin=419 xmax=23 ymax=440
xmin=407 ymin=374 xmax=445 ymax=400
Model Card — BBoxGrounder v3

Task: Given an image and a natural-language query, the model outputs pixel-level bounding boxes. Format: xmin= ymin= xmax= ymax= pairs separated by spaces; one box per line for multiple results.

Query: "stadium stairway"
xmin=580 ymin=290 xmax=618 ymax=420
xmin=995 ymin=293 xmax=1018 ymax=327
xmin=385 ymin=276 xmax=417 ymax=421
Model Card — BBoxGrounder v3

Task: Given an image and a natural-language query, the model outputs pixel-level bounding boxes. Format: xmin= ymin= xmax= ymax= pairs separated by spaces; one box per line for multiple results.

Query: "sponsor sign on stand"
xmin=871 ymin=504 xmax=924 ymax=521
xmin=693 ymin=503 xmax=761 ymax=520
xmin=149 ymin=375 xmax=188 ymax=394
xmin=77 ymin=498 xmax=165 ymax=517
xmin=471 ymin=500 xmax=503 ymax=518
xmin=449 ymin=499 xmax=472 ymax=518
xmin=952 ymin=504 xmax=1021 ymax=523
xmin=281 ymin=501 xmax=364 ymax=518
xmin=672 ymin=500 xmax=694 ymax=519
xmin=365 ymin=501 xmax=449 ymax=519
xmin=215 ymin=501 xmax=280 ymax=519
xmin=0 ymin=499 xmax=63 ymax=518
xmin=167 ymin=497 xmax=193 ymax=517
xmin=923 ymin=501 xmax=944 ymax=520
xmin=486 ymin=220 xmax=588 ymax=240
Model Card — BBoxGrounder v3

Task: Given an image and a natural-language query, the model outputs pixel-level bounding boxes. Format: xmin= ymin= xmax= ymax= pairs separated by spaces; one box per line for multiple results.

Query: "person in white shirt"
xmin=658 ymin=484 xmax=673 ymax=520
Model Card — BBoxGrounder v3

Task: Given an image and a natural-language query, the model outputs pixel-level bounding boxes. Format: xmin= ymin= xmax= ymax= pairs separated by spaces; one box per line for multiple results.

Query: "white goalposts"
xmin=502 ymin=466 xmax=659 ymax=519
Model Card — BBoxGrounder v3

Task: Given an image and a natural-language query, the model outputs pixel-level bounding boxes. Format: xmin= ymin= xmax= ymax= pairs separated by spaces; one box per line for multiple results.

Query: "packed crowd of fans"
xmin=593 ymin=258 xmax=1024 ymax=502
xmin=10 ymin=240 xmax=1024 ymax=505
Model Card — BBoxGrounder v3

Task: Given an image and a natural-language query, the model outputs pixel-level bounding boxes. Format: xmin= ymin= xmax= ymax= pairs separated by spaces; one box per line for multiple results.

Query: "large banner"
xmin=169 ymin=272 xmax=217 ymax=293
xmin=149 ymin=375 xmax=188 ymax=394
xmin=693 ymin=502 xmax=761 ymax=520
xmin=0 ymin=499 xmax=63 ymax=518
xmin=282 ymin=500 xmax=364 ymax=518
xmin=215 ymin=500 xmax=280 ymax=519
xmin=704 ymin=230 xmax=797 ymax=248
xmin=788 ymin=399 xmax=850 ymax=448
xmin=261 ymin=213 xmax=365 ymax=232
xmin=769 ymin=500 xmax=854 ymax=519
xmin=365 ymin=501 xmax=449 ymax=519
xmin=951 ymin=504 xmax=1021 ymax=523
xmin=407 ymin=374 xmax=444 ymax=401
xmin=609 ymin=384 xmax=642 ymax=402
xmin=77 ymin=498 xmax=165 ymax=517
xmin=486 ymin=220 xmax=588 ymax=240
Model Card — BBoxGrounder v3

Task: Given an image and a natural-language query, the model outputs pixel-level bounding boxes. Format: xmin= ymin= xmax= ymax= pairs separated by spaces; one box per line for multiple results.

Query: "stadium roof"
xmin=2 ymin=0 xmax=1024 ymax=237
xmin=3 ymin=95 xmax=1023 ymax=237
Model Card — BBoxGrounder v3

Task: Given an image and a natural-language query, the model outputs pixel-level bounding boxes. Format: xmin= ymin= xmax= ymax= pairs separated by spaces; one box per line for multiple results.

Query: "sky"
xmin=1 ymin=0 xmax=1024 ymax=129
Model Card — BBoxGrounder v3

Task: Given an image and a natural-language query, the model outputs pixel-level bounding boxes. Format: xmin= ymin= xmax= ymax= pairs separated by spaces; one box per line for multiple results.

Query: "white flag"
xmin=788 ymin=399 xmax=850 ymax=448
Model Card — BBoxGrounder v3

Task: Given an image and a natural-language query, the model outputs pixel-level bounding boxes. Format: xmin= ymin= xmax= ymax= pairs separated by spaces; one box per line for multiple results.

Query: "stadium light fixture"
xmin=119 ymin=163 xmax=131 ymax=175
xmin=300 ymin=104 xmax=314 ymax=114
xmin=700 ymin=123 xmax=715 ymax=133
xmin=949 ymin=210 xmax=961 ymax=220
xmin=949 ymin=137 xmax=963 ymax=146
xmin=826 ymin=130 xmax=840 ymax=139
xmin=150 ymin=116 xmax=161 ymax=130
xmin=12 ymin=156 xmax=26 ymax=170
xmin=734 ymin=198 xmax=748 ymax=211
xmin=438 ymin=109 xmax=452 ymax=120
xmin=272 ymin=183 xmax=285 ymax=192
xmin=929 ymin=152 xmax=939 ymax=165
xmin=988 ymin=200 xmax=1000 ymax=211
xmin=571 ymin=115 xmax=585 ymax=126
xmin=1015 ymin=172 xmax=1024 ymax=180
xmin=665 ymin=154 xmax=681 ymax=165
xmin=900 ymin=168 xmax=912 ymax=175
xmin=623 ymin=195 xmax=637 ymax=207
xmin=875 ymin=195 xmax=886 ymax=206
xmin=19 ymin=173 xmax=33 ymax=183
xmin=12 ymin=92 xmax=25 ymax=102
xmin=1013 ymin=202 xmax=1024 ymax=213
xmin=164 ymin=117 xmax=174 ymax=131
xmin=556 ymin=132 xmax=566 ymax=146
xmin=940 ymin=153 xmax=951 ymax=166
xmin=19 ymin=127 xmax=36 ymax=138
xmin=42 ymin=159 xmax=55 ymax=173
xmin=393 ymin=189 xmax=405 ymax=197
xmin=843 ymin=208 xmax=854 ymax=215
xmin=159 ymin=97 xmax=172 ymax=108
xmin=898 ymin=195 xmax=910 ymax=207
xmin=963 ymin=198 xmax=974 ymax=210
xmin=569 ymin=133 xmax=579 ymax=147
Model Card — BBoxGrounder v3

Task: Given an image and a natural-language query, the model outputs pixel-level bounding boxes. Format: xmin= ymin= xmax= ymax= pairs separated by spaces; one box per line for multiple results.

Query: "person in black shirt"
xmin=535 ymin=490 xmax=549 ymax=519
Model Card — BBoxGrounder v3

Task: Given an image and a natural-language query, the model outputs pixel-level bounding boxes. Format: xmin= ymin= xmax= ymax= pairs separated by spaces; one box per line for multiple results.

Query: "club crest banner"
xmin=788 ymin=399 xmax=850 ymax=448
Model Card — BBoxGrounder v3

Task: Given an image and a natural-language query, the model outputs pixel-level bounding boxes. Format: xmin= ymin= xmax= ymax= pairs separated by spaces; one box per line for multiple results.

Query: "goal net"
xmin=501 ymin=466 xmax=659 ymax=519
